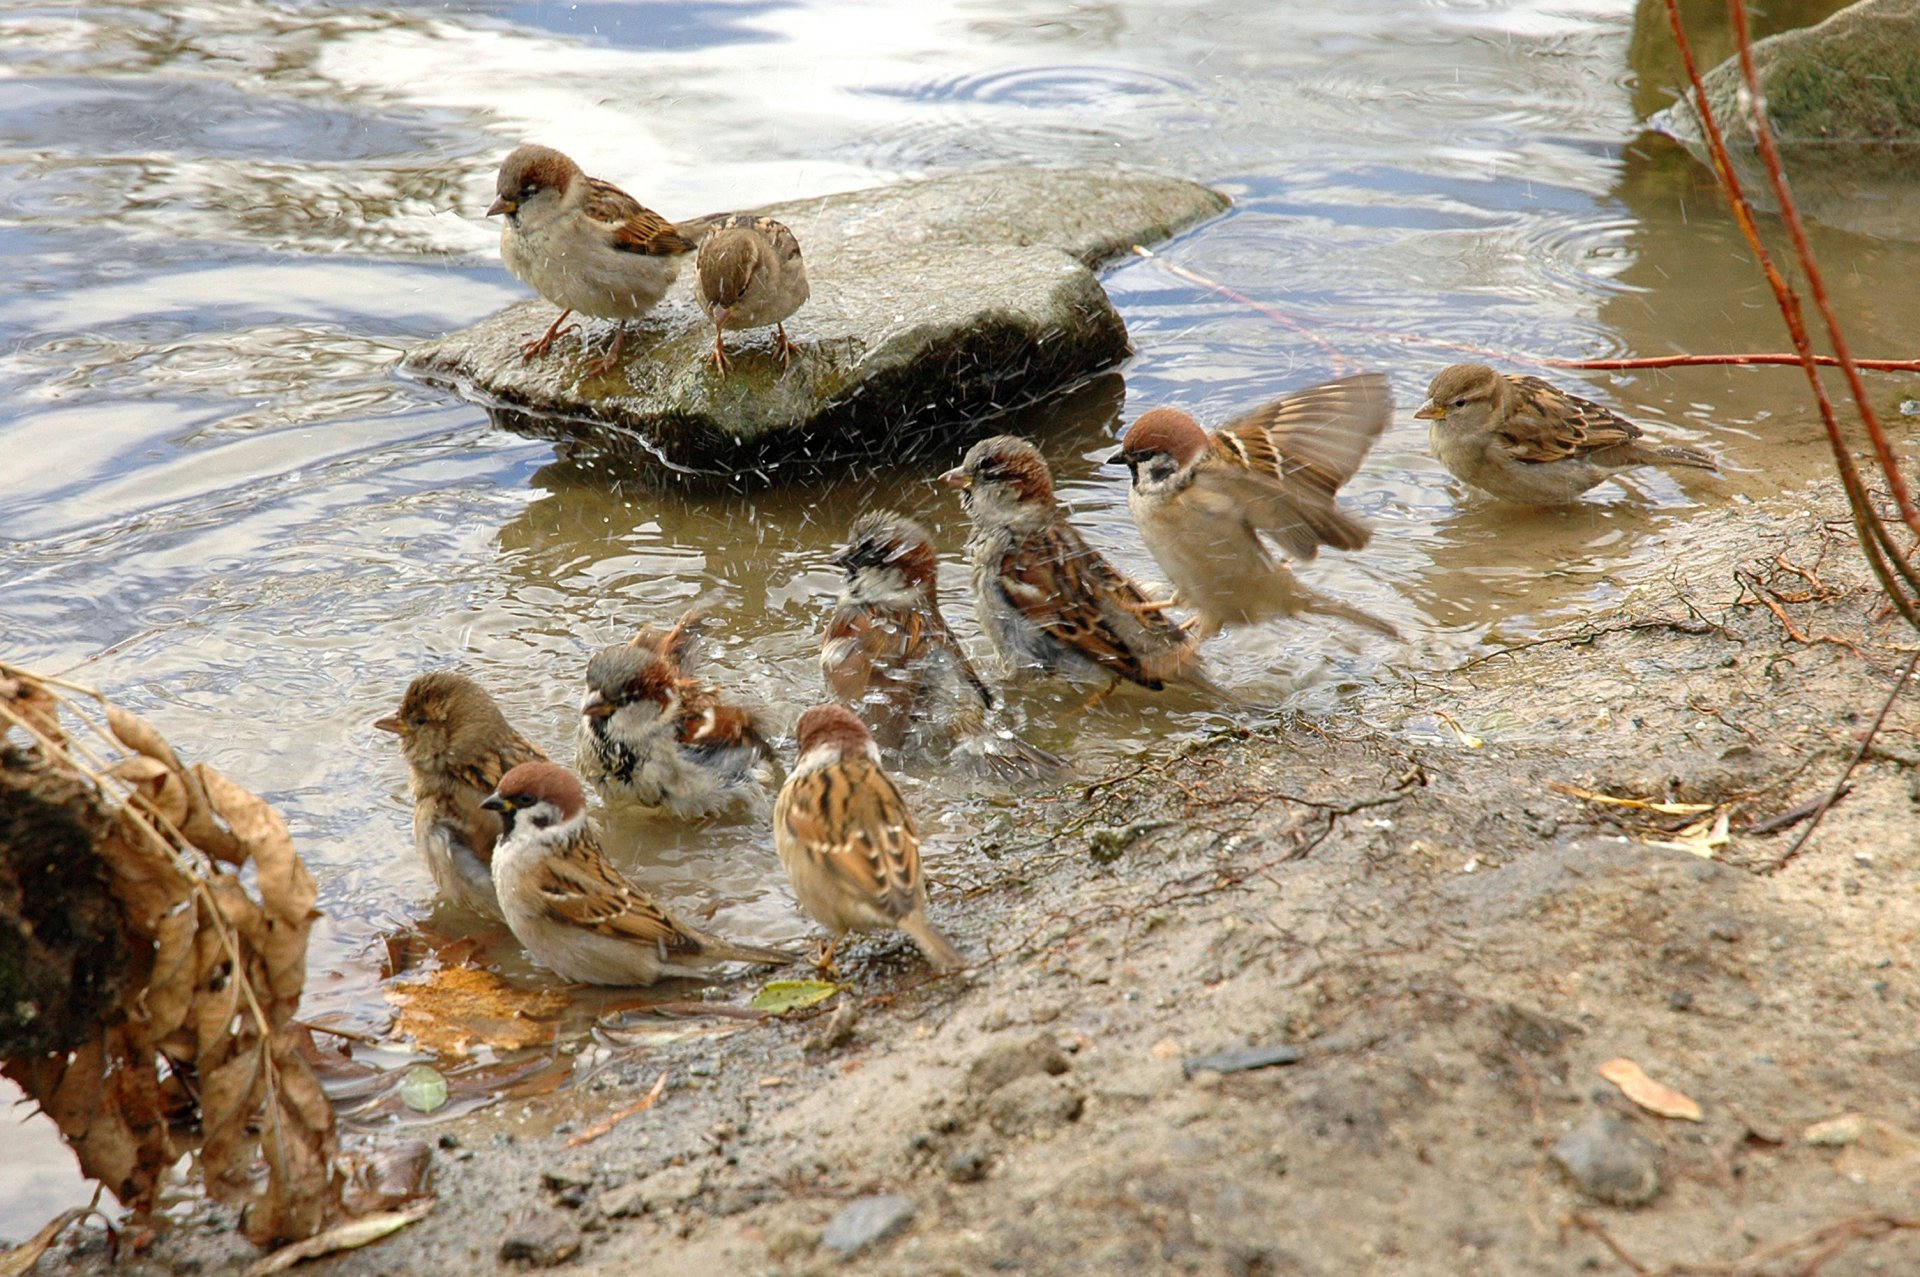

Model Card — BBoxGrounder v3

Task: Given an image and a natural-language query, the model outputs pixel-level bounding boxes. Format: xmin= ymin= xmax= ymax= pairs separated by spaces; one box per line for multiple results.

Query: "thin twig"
xmin=563 ymin=1070 xmax=668 ymax=1148
xmin=1765 ymin=647 xmax=1920 ymax=873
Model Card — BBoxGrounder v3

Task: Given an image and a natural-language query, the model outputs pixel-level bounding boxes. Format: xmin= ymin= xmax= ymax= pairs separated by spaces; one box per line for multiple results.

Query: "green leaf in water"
xmin=399 ymin=1064 xmax=448 ymax=1114
xmin=749 ymin=979 xmax=840 ymax=1014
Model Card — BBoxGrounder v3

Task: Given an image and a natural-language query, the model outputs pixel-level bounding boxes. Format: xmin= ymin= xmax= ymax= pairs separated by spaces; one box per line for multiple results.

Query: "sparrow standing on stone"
xmin=486 ymin=143 xmax=708 ymax=375
xmin=822 ymin=510 xmax=1062 ymax=778
xmin=576 ymin=614 xmax=779 ymax=820
xmin=1111 ymin=374 xmax=1399 ymax=641
xmin=1416 ymin=363 xmax=1720 ymax=504
xmin=481 ymin=761 xmax=794 ymax=985
xmin=942 ymin=435 xmax=1225 ymax=701
xmin=375 ymin=671 xmax=549 ymax=920
xmin=696 ymin=213 xmax=809 ymax=373
xmin=774 ymin=705 xmax=964 ymax=972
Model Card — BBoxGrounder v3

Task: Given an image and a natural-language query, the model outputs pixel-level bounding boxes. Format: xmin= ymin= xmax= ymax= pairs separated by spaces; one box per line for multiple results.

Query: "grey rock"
xmin=498 ymin=1212 xmax=582 ymax=1267
xmin=983 ymin=1073 xmax=1086 ymax=1138
xmin=402 ymin=168 xmax=1227 ymax=474
xmin=595 ymin=1165 xmax=703 ymax=1218
xmin=1655 ymin=0 xmax=1920 ymax=240
xmin=1550 ymin=1113 xmax=1663 ymax=1206
xmin=822 ymin=1193 xmax=917 ymax=1256
xmin=1181 ymin=1042 xmax=1303 ymax=1079
xmin=967 ymin=1031 xmax=1071 ymax=1096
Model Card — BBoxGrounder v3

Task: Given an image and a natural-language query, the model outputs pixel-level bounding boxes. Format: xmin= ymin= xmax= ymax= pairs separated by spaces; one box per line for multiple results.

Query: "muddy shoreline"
xmin=47 ymin=477 xmax=1920 ymax=1277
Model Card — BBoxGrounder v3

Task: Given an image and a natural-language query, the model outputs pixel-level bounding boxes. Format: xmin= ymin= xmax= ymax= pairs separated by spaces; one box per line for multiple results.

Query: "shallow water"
xmin=4 ymin=0 xmax=1917 ymax=1238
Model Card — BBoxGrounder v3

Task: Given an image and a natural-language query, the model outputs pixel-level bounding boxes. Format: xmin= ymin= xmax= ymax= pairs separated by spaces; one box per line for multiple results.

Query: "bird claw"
xmin=584 ymin=328 xmax=628 ymax=377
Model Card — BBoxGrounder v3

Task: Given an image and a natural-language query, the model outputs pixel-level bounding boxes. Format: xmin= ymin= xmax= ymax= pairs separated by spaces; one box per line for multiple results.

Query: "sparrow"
xmin=576 ymin=614 xmax=779 ymax=821
xmin=1110 ymin=374 xmax=1400 ymax=641
xmin=374 ymin=671 xmax=550 ymax=921
xmin=695 ymin=213 xmax=810 ymax=373
xmin=941 ymin=435 xmax=1226 ymax=701
xmin=1415 ymin=363 xmax=1720 ymax=504
xmin=486 ymin=143 xmax=708 ymax=375
xmin=481 ymin=761 xmax=794 ymax=985
xmin=821 ymin=510 xmax=1062 ymax=779
xmin=774 ymin=704 xmax=964 ymax=971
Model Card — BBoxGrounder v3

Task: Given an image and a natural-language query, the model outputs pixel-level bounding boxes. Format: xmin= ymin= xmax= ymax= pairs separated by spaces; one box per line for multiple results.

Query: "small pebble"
xmin=822 ymin=1194 xmax=916 ymax=1256
xmin=946 ymin=1149 xmax=990 ymax=1183
xmin=1551 ymin=1113 xmax=1661 ymax=1206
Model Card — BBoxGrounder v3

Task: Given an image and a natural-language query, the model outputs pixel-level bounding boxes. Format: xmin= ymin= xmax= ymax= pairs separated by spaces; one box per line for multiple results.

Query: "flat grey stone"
xmin=498 ymin=1211 xmax=582 ymax=1267
xmin=401 ymin=168 xmax=1228 ymax=475
xmin=1550 ymin=1112 xmax=1663 ymax=1206
xmin=821 ymin=1192 xmax=916 ymax=1256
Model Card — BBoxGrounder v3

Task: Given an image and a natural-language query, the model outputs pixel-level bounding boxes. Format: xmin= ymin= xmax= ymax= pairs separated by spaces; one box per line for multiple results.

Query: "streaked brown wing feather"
xmin=1503 ymin=375 xmax=1644 ymax=464
xmin=583 ymin=177 xmax=696 ymax=256
xmin=1000 ymin=523 xmax=1189 ymax=689
xmin=782 ymin=760 xmax=921 ymax=921
xmin=1212 ymin=373 xmax=1392 ymax=496
xmin=536 ymin=851 xmax=704 ymax=957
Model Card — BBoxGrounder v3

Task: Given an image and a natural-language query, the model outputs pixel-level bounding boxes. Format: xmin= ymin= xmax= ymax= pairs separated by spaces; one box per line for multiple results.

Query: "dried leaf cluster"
xmin=0 ymin=665 xmax=340 ymax=1246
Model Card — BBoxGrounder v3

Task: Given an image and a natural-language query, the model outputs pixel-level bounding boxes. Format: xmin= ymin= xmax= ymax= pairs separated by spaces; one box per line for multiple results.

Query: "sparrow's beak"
xmin=372 ymin=714 xmax=402 ymax=734
xmin=580 ymin=690 xmax=614 ymax=719
xmin=938 ymin=466 xmax=971 ymax=490
xmin=1105 ymin=449 xmax=1131 ymax=467
xmin=486 ymin=195 xmax=515 ymax=218
xmin=1413 ymin=399 xmax=1444 ymax=421
xmin=479 ymin=791 xmax=510 ymax=813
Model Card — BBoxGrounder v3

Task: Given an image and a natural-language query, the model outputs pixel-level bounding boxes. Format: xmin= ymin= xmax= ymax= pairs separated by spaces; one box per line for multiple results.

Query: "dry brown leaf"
xmin=0 ymin=1202 xmax=94 ymax=1277
xmin=386 ymin=965 xmax=570 ymax=1058
xmin=243 ymin=1198 xmax=435 ymax=1277
xmin=1 ymin=672 xmax=65 ymax=748
xmin=1642 ymin=809 xmax=1731 ymax=859
xmin=106 ymin=704 xmax=182 ymax=771
xmin=1599 ymin=1057 xmax=1704 ymax=1121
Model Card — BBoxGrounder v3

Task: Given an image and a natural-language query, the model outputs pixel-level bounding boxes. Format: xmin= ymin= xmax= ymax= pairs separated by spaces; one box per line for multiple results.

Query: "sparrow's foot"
xmin=773 ymin=322 xmax=799 ymax=366
xmin=521 ymin=309 xmax=576 ymax=361
xmin=810 ymin=935 xmax=842 ymax=980
xmin=709 ymin=328 xmax=732 ymax=375
xmin=584 ymin=326 xmax=628 ymax=376
xmin=1080 ymin=677 xmax=1123 ymax=711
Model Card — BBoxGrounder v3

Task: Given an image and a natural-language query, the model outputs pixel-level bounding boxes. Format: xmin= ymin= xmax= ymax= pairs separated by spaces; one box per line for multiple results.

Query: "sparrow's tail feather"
xmin=957 ymin=729 xmax=1067 ymax=782
xmin=1300 ymin=586 xmax=1402 ymax=641
xmin=900 ymin=912 xmax=966 ymax=971
xmin=703 ymin=936 xmax=799 ymax=968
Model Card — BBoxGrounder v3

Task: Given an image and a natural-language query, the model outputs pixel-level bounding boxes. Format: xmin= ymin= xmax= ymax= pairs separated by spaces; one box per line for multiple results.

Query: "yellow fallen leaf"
xmin=386 ymin=965 xmax=569 ymax=1058
xmin=1599 ymin=1057 xmax=1703 ymax=1121
xmin=1549 ymin=782 xmax=1714 ymax=815
xmin=1643 ymin=809 xmax=1731 ymax=859
xmin=1433 ymin=710 xmax=1483 ymax=749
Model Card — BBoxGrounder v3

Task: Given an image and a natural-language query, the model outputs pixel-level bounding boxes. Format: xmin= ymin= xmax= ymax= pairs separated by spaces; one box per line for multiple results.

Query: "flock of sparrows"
xmin=379 ymin=145 xmax=1726 ymax=990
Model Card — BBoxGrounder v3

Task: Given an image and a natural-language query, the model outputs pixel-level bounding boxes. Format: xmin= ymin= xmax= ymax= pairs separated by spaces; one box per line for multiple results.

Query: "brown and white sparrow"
xmin=822 ymin=510 xmax=1062 ymax=779
xmin=481 ymin=761 xmax=794 ymax=985
xmin=695 ymin=213 xmax=809 ymax=373
xmin=576 ymin=614 xmax=779 ymax=821
xmin=941 ymin=435 xmax=1226 ymax=700
xmin=1111 ymin=374 xmax=1400 ymax=641
xmin=1415 ymin=363 xmax=1720 ymax=504
xmin=375 ymin=671 xmax=549 ymax=920
xmin=774 ymin=705 xmax=964 ymax=971
xmin=486 ymin=144 xmax=709 ymax=375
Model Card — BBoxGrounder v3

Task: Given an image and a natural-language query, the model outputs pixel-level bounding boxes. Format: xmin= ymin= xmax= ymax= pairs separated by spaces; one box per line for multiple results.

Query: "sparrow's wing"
xmin=1214 ymin=373 xmax=1393 ymax=493
xmin=997 ymin=522 xmax=1192 ymax=690
xmin=533 ymin=846 xmax=707 ymax=958
xmin=777 ymin=758 xmax=921 ymax=922
xmin=582 ymin=177 xmax=698 ymax=257
xmin=1207 ymin=374 xmax=1391 ymax=559
xmin=674 ymin=685 xmax=776 ymax=765
xmin=444 ymin=733 xmax=551 ymax=858
xmin=1501 ymin=375 xmax=1645 ymax=463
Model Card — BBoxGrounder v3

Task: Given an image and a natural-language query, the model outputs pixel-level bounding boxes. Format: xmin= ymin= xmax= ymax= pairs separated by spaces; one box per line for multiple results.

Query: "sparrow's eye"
xmin=408 ymin=714 xmax=428 ymax=728
xmin=1450 ymin=397 xmax=1469 ymax=408
xmin=519 ymin=182 xmax=539 ymax=199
